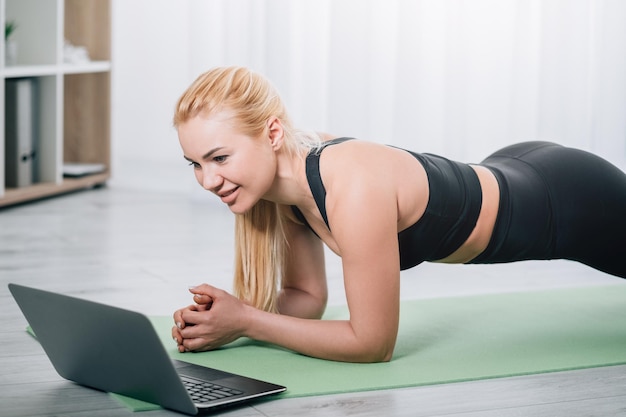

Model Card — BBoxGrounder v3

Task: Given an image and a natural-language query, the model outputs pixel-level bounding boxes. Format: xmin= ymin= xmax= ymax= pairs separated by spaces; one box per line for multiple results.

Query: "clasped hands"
xmin=172 ymin=284 xmax=248 ymax=353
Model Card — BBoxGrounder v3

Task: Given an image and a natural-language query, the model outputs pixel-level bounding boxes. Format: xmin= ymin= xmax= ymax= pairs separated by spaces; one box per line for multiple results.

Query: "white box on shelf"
xmin=62 ymin=162 xmax=105 ymax=178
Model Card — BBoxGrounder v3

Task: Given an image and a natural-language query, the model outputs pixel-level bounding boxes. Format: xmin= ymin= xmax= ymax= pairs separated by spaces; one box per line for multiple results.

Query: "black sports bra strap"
xmin=305 ymin=137 xmax=355 ymax=230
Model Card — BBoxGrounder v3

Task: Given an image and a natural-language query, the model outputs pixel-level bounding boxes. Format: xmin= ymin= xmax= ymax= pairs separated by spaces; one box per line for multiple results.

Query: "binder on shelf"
xmin=5 ymin=78 xmax=39 ymax=188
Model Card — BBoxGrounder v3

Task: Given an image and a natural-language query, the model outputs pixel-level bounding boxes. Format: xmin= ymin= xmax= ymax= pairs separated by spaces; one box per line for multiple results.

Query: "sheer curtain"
xmin=187 ymin=0 xmax=626 ymax=167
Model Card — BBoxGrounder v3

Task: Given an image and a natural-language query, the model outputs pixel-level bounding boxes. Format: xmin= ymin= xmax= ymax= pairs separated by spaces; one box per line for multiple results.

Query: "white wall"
xmin=110 ymin=0 xmax=626 ymax=194
xmin=110 ymin=0 xmax=196 ymax=194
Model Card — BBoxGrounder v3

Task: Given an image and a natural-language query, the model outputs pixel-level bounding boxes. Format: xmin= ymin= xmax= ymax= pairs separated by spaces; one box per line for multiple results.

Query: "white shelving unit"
xmin=1 ymin=0 xmax=110 ymax=207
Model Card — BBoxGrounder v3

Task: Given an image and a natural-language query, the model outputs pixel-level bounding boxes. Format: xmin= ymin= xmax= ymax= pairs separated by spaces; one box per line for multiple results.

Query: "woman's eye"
xmin=213 ymin=155 xmax=228 ymax=163
xmin=188 ymin=161 xmax=201 ymax=169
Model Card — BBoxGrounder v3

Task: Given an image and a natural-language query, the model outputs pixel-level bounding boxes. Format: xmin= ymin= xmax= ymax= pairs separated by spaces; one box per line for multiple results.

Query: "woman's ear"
xmin=267 ymin=116 xmax=284 ymax=151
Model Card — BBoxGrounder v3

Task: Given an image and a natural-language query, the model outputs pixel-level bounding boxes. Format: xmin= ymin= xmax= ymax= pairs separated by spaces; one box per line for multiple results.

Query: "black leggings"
xmin=469 ymin=141 xmax=626 ymax=278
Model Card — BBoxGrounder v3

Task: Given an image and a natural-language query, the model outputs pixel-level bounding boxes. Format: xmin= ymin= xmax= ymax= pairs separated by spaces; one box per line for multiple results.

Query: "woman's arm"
xmin=178 ymin=198 xmax=400 ymax=362
xmin=174 ymin=239 xmax=399 ymax=363
xmin=173 ymin=142 xmax=406 ymax=362
xmin=172 ymin=202 xmax=400 ymax=362
xmin=173 ymin=163 xmax=402 ymax=362
xmin=176 ymin=283 xmax=393 ymax=362
xmin=248 ymin=198 xmax=402 ymax=363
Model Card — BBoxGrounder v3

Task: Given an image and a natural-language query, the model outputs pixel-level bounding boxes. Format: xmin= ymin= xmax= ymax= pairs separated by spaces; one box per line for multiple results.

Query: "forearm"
xmin=242 ymin=305 xmax=395 ymax=363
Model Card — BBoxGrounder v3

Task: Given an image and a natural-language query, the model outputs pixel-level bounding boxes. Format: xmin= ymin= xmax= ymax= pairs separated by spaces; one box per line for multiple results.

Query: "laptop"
xmin=8 ymin=283 xmax=286 ymax=415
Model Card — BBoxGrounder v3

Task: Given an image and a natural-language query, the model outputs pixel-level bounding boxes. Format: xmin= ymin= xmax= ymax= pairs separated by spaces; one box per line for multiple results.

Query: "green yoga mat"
xmin=34 ymin=285 xmax=626 ymax=411
xmin=152 ymin=285 xmax=626 ymax=396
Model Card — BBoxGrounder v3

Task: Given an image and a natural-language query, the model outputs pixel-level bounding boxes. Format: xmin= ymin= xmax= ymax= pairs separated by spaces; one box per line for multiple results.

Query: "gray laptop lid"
xmin=8 ymin=283 xmax=286 ymax=415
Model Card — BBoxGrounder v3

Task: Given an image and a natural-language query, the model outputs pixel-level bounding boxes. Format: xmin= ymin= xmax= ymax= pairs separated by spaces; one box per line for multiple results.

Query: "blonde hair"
xmin=174 ymin=66 xmax=320 ymax=312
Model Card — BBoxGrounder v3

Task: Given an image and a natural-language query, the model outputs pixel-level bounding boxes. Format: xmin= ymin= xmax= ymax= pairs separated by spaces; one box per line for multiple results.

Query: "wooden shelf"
xmin=0 ymin=173 xmax=109 ymax=207
xmin=1 ymin=0 xmax=111 ymax=208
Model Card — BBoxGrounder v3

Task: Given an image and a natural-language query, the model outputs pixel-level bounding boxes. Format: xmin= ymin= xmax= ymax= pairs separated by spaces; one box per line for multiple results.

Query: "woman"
xmin=171 ymin=66 xmax=626 ymax=363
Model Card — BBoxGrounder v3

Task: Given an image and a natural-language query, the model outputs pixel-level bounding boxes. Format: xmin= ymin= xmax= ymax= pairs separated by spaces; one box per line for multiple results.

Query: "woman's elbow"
xmin=356 ymin=350 xmax=393 ymax=363
xmin=353 ymin=340 xmax=395 ymax=363
xmin=370 ymin=346 xmax=394 ymax=363
xmin=380 ymin=348 xmax=394 ymax=362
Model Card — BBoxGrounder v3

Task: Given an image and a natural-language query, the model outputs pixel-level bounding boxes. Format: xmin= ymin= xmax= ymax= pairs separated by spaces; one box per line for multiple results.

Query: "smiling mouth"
xmin=221 ymin=187 xmax=238 ymax=197
xmin=219 ymin=187 xmax=240 ymax=204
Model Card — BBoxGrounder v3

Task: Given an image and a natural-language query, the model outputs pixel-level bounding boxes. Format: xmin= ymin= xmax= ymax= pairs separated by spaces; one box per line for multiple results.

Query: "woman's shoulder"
xmin=319 ymin=138 xmax=428 ymax=203
xmin=317 ymin=140 xmax=422 ymax=199
xmin=318 ymin=137 xmax=407 ymax=165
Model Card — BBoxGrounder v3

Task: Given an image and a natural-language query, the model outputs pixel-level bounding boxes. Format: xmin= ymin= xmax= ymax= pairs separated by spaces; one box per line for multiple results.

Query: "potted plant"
xmin=5 ymin=20 xmax=18 ymax=65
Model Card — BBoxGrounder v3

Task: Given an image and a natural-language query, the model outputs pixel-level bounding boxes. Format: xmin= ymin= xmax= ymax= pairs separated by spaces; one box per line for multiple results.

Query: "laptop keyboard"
xmin=181 ymin=376 xmax=243 ymax=403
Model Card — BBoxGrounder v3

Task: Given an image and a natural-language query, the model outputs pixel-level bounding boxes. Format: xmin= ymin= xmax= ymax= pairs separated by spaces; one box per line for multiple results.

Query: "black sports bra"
xmin=291 ymin=138 xmax=483 ymax=270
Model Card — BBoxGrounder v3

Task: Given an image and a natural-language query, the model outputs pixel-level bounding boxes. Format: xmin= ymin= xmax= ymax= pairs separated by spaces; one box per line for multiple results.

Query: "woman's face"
xmin=177 ymin=111 xmax=279 ymax=214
